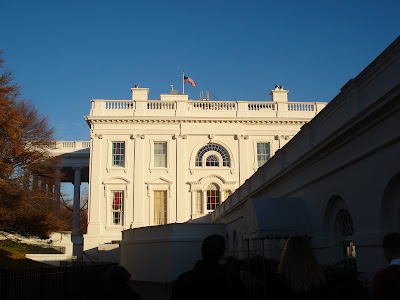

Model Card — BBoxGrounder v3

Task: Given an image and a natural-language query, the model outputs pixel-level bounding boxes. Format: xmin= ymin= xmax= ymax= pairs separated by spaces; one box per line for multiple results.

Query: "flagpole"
xmin=182 ymin=70 xmax=185 ymax=94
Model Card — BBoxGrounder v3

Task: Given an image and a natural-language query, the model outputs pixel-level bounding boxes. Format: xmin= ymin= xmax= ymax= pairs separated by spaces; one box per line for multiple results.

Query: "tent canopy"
xmin=244 ymin=198 xmax=312 ymax=240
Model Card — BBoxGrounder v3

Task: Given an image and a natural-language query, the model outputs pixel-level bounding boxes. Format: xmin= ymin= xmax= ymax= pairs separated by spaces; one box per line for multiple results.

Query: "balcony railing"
xmin=90 ymin=99 xmax=327 ymax=118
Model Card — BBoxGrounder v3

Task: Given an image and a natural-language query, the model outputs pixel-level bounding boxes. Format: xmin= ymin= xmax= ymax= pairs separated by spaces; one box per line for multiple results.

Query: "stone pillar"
xmin=53 ymin=168 xmax=61 ymax=217
xmin=237 ymin=135 xmax=250 ymax=185
xmin=133 ymin=135 xmax=145 ymax=226
xmin=72 ymin=167 xmax=82 ymax=235
xmin=175 ymin=134 xmax=187 ymax=222
xmin=202 ymin=190 xmax=207 ymax=214
xmin=72 ymin=167 xmax=83 ymax=260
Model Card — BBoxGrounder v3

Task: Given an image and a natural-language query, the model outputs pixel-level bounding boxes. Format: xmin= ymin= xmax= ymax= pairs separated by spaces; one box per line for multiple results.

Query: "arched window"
xmin=339 ymin=210 xmax=354 ymax=237
xmin=206 ymin=155 xmax=219 ymax=167
xmin=195 ymin=144 xmax=230 ymax=167
xmin=336 ymin=209 xmax=356 ymax=271
xmin=206 ymin=183 xmax=220 ymax=210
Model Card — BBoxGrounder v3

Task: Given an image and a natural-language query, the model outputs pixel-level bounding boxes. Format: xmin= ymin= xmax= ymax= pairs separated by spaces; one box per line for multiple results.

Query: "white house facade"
xmin=81 ymin=86 xmax=326 ymax=259
xmin=119 ymin=36 xmax=400 ymax=284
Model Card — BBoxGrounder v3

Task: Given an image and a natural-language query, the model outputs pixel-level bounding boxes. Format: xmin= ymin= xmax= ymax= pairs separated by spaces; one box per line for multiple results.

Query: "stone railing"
xmin=45 ymin=141 xmax=90 ymax=155
xmin=90 ymin=99 xmax=327 ymax=118
xmin=188 ymin=101 xmax=236 ymax=111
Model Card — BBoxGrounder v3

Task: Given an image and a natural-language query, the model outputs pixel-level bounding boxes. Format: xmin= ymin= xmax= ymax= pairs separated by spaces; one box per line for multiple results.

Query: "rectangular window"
xmin=195 ymin=191 xmax=202 ymax=214
xmin=112 ymin=142 xmax=125 ymax=167
xmin=207 ymin=190 xmax=220 ymax=211
xmin=112 ymin=191 xmax=124 ymax=225
xmin=154 ymin=142 xmax=167 ymax=168
xmin=154 ymin=190 xmax=167 ymax=225
xmin=257 ymin=142 xmax=270 ymax=167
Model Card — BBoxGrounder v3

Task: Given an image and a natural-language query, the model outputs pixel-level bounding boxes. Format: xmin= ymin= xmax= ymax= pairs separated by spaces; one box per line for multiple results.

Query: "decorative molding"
xmin=86 ymin=118 xmax=308 ymax=125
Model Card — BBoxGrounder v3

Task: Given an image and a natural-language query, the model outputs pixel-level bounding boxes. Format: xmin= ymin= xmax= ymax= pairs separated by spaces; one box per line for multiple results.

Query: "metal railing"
xmin=0 ymin=263 xmax=116 ymax=300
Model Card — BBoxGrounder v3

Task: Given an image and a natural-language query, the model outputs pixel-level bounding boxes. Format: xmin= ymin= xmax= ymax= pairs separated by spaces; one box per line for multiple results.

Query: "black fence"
xmin=0 ymin=263 xmax=117 ymax=300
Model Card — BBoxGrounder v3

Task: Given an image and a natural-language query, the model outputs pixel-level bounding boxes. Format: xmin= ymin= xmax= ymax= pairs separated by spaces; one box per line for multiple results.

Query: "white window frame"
xmin=149 ymin=139 xmax=170 ymax=173
xmin=103 ymin=177 xmax=130 ymax=230
xmin=106 ymin=139 xmax=129 ymax=173
xmin=111 ymin=190 xmax=124 ymax=226
xmin=153 ymin=190 xmax=168 ymax=225
xmin=146 ymin=178 xmax=172 ymax=226
xmin=206 ymin=183 xmax=221 ymax=211
xmin=253 ymin=140 xmax=272 ymax=171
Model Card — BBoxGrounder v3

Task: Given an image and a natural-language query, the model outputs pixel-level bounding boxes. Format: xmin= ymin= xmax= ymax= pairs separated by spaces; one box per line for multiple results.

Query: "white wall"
xmin=120 ymin=223 xmax=225 ymax=282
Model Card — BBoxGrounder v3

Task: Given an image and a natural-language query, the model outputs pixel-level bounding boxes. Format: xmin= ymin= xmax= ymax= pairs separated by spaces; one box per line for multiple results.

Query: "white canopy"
xmin=244 ymin=198 xmax=312 ymax=240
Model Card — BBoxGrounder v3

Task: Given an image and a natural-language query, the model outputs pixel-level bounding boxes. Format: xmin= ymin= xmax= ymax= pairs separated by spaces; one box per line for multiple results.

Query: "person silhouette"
xmin=171 ymin=234 xmax=228 ymax=300
xmin=86 ymin=265 xmax=140 ymax=300
xmin=269 ymin=235 xmax=326 ymax=299
xmin=372 ymin=232 xmax=400 ymax=300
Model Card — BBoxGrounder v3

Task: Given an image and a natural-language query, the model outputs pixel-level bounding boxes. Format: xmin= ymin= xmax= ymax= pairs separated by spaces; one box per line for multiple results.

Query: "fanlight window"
xmin=206 ymin=155 xmax=219 ymax=167
xmin=195 ymin=144 xmax=230 ymax=167
xmin=339 ymin=210 xmax=354 ymax=237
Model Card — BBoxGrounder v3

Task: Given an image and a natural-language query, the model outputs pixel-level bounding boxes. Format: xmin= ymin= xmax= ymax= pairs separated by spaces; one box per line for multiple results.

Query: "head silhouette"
xmin=382 ymin=232 xmax=400 ymax=262
xmin=278 ymin=235 xmax=325 ymax=291
xmin=106 ymin=266 xmax=131 ymax=284
xmin=201 ymin=234 xmax=225 ymax=263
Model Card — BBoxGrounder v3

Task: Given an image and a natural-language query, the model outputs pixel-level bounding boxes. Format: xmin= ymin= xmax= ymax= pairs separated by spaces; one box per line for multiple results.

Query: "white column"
xmin=72 ymin=167 xmax=82 ymax=235
xmin=190 ymin=191 xmax=194 ymax=216
xmin=175 ymin=135 xmax=187 ymax=222
xmin=54 ymin=168 xmax=61 ymax=217
xmin=202 ymin=190 xmax=207 ymax=214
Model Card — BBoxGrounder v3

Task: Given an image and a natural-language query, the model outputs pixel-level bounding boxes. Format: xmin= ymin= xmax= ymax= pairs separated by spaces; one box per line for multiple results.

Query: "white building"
xmin=80 ymin=86 xmax=326 ymax=260
xmin=119 ymin=36 xmax=400 ymax=284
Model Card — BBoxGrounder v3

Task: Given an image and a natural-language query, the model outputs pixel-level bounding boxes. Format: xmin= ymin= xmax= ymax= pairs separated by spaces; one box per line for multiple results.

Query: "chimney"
xmin=270 ymin=85 xmax=289 ymax=102
xmin=131 ymin=86 xmax=149 ymax=101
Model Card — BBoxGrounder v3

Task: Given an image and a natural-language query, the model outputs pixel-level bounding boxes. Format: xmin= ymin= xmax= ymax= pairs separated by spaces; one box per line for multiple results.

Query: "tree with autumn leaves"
xmin=0 ymin=51 xmax=79 ymax=237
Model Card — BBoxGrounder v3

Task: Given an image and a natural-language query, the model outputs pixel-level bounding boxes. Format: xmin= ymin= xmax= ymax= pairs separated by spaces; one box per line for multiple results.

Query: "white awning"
xmin=244 ymin=198 xmax=312 ymax=240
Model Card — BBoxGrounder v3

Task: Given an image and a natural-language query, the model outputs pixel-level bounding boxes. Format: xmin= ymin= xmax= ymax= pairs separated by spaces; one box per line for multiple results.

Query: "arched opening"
xmin=380 ymin=171 xmax=400 ymax=232
xmin=195 ymin=144 xmax=230 ymax=167
xmin=335 ymin=209 xmax=356 ymax=271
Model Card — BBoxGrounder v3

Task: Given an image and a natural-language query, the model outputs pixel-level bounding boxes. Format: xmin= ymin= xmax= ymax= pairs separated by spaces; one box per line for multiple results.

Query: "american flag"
xmin=184 ymin=76 xmax=196 ymax=87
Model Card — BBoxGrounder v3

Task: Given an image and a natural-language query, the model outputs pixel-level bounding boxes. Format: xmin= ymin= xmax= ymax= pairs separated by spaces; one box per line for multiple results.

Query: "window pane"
xmin=195 ymin=144 xmax=230 ymax=167
xmin=154 ymin=190 xmax=167 ymax=225
xmin=154 ymin=142 xmax=167 ymax=167
xmin=111 ymin=191 xmax=123 ymax=225
xmin=207 ymin=186 xmax=220 ymax=211
xmin=206 ymin=155 xmax=219 ymax=167
xmin=257 ymin=142 xmax=270 ymax=167
xmin=112 ymin=142 xmax=125 ymax=167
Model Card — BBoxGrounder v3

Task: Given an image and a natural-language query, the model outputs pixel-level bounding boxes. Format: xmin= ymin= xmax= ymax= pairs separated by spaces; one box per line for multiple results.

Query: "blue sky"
xmin=1 ymin=0 xmax=399 ymax=141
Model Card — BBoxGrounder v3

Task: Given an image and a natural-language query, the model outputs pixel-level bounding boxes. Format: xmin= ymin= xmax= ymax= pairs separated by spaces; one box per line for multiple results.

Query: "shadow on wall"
xmin=84 ymin=244 xmax=120 ymax=263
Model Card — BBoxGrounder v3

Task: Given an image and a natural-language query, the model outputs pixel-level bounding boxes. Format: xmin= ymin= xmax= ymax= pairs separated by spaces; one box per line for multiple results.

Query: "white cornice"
xmin=85 ymin=117 xmax=308 ymax=125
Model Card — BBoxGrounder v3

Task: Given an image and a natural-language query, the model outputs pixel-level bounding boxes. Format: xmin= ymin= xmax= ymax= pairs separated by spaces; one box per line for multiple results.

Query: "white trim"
xmin=149 ymin=139 xmax=170 ymax=173
xmin=146 ymin=177 xmax=173 ymax=226
xmin=189 ymin=139 xmax=235 ymax=174
xmin=107 ymin=139 xmax=129 ymax=173
xmin=253 ymin=140 xmax=272 ymax=171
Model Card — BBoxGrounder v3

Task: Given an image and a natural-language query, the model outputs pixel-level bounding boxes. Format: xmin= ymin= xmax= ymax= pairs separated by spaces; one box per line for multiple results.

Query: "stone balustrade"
xmin=45 ymin=141 xmax=90 ymax=155
xmin=89 ymin=98 xmax=327 ymax=118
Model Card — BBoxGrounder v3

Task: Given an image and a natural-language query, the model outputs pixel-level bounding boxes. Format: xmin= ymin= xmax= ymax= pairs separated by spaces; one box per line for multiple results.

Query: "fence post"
xmin=63 ymin=265 xmax=69 ymax=299
xmin=1 ymin=268 xmax=10 ymax=300
xmin=39 ymin=267 xmax=46 ymax=299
